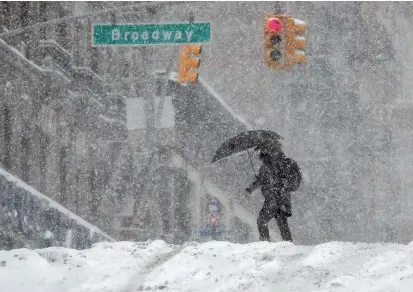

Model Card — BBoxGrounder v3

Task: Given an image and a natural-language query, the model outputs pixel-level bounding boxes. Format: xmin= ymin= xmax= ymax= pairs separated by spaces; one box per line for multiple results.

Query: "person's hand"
xmin=242 ymin=189 xmax=250 ymax=199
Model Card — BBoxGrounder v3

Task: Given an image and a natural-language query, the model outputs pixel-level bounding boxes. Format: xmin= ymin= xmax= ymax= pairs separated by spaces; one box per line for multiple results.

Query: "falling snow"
xmin=1 ymin=1 xmax=413 ymax=290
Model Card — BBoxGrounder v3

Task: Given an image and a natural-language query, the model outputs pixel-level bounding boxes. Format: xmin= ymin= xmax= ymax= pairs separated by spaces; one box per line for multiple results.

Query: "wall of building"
xmin=0 ymin=3 xmax=129 ymax=237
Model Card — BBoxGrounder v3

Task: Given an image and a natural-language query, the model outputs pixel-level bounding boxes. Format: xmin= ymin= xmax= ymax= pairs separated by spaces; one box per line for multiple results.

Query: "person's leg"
xmin=257 ymin=200 xmax=274 ymax=241
xmin=281 ymin=192 xmax=292 ymax=217
xmin=276 ymin=192 xmax=292 ymax=217
xmin=275 ymin=210 xmax=293 ymax=242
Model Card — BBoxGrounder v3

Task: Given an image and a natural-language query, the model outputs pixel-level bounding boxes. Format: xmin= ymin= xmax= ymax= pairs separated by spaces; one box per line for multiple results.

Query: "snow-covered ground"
xmin=1 ymin=240 xmax=413 ymax=292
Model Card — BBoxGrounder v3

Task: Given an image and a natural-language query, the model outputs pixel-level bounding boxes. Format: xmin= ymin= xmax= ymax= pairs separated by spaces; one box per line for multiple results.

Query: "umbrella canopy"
xmin=211 ymin=130 xmax=283 ymax=163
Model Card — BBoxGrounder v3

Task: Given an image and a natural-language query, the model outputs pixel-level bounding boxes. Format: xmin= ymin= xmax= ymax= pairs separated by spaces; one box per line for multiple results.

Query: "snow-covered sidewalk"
xmin=1 ymin=240 xmax=413 ymax=292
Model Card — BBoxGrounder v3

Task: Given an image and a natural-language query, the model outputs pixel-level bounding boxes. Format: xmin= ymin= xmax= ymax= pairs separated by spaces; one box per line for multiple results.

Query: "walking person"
xmin=244 ymin=140 xmax=302 ymax=242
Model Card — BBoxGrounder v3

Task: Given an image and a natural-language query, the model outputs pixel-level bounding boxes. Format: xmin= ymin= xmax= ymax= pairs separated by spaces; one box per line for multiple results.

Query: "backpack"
xmin=281 ymin=158 xmax=302 ymax=192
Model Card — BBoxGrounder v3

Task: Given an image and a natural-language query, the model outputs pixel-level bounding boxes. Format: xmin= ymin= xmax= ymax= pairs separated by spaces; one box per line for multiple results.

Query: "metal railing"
xmin=0 ymin=167 xmax=115 ymax=250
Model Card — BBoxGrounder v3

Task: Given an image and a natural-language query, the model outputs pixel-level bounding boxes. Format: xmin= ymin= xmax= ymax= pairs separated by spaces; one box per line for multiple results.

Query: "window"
xmin=121 ymin=60 xmax=129 ymax=78
xmin=156 ymin=78 xmax=163 ymax=96
xmin=73 ymin=20 xmax=83 ymax=65
xmin=59 ymin=147 xmax=67 ymax=204
xmin=39 ymin=133 xmax=48 ymax=193
xmin=21 ymin=135 xmax=30 ymax=182
xmin=1 ymin=2 xmax=11 ymax=31
xmin=19 ymin=2 xmax=29 ymax=28
xmin=21 ymin=94 xmax=32 ymax=121
xmin=39 ymin=2 xmax=47 ymax=40
xmin=90 ymin=47 xmax=99 ymax=73
xmin=3 ymin=106 xmax=11 ymax=170
xmin=58 ymin=8 xmax=69 ymax=49
xmin=3 ymin=82 xmax=12 ymax=169
xmin=40 ymin=106 xmax=56 ymax=136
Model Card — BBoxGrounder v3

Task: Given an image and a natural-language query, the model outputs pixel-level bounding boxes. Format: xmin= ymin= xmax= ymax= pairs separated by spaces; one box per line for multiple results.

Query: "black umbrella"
xmin=211 ymin=130 xmax=283 ymax=163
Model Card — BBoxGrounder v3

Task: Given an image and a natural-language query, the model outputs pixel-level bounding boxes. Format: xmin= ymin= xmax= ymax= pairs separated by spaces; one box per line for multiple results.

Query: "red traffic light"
xmin=267 ymin=18 xmax=282 ymax=32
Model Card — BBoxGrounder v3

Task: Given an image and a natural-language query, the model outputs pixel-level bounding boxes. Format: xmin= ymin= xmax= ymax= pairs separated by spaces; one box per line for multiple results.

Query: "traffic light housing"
xmin=264 ymin=15 xmax=285 ymax=69
xmin=178 ymin=45 xmax=202 ymax=84
xmin=264 ymin=14 xmax=306 ymax=70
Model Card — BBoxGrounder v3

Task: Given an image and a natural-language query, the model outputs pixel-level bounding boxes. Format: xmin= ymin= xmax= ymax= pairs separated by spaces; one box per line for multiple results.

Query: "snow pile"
xmin=0 ymin=240 xmax=175 ymax=292
xmin=1 ymin=240 xmax=413 ymax=292
xmin=141 ymin=241 xmax=413 ymax=292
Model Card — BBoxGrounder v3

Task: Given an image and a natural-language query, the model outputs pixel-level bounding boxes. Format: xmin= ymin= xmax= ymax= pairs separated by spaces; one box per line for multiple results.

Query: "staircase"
xmin=0 ymin=167 xmax=115 ymax=250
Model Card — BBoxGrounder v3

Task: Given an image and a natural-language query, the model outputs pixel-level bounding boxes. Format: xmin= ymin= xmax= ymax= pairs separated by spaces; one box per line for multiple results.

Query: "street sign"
xmin=92 ymin=22 xmax=211 ymax=46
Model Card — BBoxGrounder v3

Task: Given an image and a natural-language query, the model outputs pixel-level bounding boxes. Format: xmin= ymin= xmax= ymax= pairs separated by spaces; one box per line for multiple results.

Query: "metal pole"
xmin=155 ymin=12 xmax=194 ymax=128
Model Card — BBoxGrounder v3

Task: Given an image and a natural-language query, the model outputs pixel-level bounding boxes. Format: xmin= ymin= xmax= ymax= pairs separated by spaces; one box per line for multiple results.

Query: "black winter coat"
xmin=245 ymin=153 xmax=302 ymax=199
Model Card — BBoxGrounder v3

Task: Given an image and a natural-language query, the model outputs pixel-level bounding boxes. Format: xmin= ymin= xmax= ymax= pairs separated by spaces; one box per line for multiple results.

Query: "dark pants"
xmin=257 ymin=197 xmax=292 ymax=242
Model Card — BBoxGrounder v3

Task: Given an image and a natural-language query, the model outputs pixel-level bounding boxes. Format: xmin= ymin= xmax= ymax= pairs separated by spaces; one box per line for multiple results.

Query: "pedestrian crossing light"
xmin=178 ymin=45 xmax=202 ymax=84
xmin=264 ymin=14 xmax=306 ymax=70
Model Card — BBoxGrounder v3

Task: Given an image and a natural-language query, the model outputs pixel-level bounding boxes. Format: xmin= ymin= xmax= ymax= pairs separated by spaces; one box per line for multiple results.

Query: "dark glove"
xmin=279 ymin=197 xmax=292 ymax=217
xmin=280 ymin=204 xmax=292 ymax=217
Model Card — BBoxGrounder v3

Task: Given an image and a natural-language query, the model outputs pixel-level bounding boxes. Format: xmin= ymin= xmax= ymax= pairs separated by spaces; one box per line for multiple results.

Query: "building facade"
xmin=0 ymin=2 xmax=128 ymax=236
xmin=120 ymin=73 xmax=265 ymax=244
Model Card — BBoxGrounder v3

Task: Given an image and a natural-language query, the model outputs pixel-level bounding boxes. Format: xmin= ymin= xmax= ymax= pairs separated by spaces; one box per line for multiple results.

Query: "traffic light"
xmin=264 ymin=14 xmax=306 ymax=70
xmin=264 ymin=15 xmax=285 ymax=69
xmin=178 ymin=45 xmax=202 ymax=84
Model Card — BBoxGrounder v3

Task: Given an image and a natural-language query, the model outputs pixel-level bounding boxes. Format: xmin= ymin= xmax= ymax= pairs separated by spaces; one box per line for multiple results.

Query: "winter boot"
xmin=259 ymin=226 xmax=271 ymax=242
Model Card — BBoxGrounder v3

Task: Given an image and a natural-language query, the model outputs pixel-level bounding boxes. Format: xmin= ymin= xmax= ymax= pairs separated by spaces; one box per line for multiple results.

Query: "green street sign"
xmin=92 ymin=22 xmax=211 ymax=46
